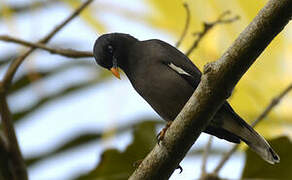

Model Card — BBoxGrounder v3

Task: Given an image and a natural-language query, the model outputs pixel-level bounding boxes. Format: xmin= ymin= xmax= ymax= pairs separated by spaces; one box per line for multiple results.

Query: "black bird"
xmin=93 ymin=33 xmax=280 ymax=164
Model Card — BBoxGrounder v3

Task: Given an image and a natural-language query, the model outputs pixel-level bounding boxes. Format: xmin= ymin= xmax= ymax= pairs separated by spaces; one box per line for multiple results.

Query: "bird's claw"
xmin=133 ymin=159 xmax=143 ymax=169
xmin=176 ymin=165 xmax=183 ymax=174
xmin=156 ymin=121 xmax=172 ymax=145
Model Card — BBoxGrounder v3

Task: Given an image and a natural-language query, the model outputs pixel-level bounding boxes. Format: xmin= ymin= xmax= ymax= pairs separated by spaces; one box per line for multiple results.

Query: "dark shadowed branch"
xmin=129 ymin=0 xmax=291 ymax=179
xmin=0 ymin=91 xmax=27 ymax=180
xmin=0 ymin=0 xmax=94 ymax=179
xmin=213 ymin=82 xmax=292 ymax=174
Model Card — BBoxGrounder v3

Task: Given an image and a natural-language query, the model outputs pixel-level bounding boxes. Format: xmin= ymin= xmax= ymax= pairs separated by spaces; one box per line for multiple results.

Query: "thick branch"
xmin=0 ymin=35 xmax=93 ymax=58
xmin=129 ymin=0 xmax=292 ymax=179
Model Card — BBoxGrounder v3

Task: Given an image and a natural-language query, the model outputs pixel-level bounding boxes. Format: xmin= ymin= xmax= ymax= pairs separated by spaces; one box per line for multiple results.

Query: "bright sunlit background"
xmin=0 ymin=0 xmax=291 ymax=180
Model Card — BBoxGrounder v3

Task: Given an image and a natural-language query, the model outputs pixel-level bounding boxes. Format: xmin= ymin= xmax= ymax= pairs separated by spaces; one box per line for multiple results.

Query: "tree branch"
xmin=129 ymin=0 xmax=292 ymax=179
xmin=186 ymin=11 xmax=239 ymax=56
xmin=2 ymin=0 xmax=94 ymax=91
xmin=213 ymin=82 xmax=292 ymax=174
xmin=0 ymin=89 xmax=27 ymax=180
xmin=175 ymin=3 xmax=191 ymax=48
xmin=0 ymin=132 xmax=13 ymax=180
xmin=0 ymin=0 xmax=94 ymax=179
xmin=201 ymin=136 xmax=213 ymax=176
xmin=0 ymin=35 xmax=93 ymax=58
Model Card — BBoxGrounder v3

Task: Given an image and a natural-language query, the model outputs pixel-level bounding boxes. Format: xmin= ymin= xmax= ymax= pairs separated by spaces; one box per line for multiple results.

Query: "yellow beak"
xmin=110 ymin=67 xmax=120 ymax=79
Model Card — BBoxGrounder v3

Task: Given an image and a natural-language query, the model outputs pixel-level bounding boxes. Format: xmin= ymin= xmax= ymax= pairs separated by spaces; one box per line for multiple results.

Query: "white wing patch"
xmin=168 ymin=63 xmax=191 ymax=76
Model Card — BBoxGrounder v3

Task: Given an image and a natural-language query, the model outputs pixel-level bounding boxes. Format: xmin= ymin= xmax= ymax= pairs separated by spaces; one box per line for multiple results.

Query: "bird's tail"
xmin=235 ymin=117 xmax=280 ymax=164
xmin=220 ymin=104 xmax=280 ymax=164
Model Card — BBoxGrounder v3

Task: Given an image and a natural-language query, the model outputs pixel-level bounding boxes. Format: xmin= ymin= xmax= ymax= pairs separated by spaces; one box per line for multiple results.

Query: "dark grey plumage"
xmin=93 ymin=33 xmax=280 ymax=164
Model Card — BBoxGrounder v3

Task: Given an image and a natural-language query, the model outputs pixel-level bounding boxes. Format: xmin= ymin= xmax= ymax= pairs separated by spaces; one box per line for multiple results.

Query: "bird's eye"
xmin=107 ymin=45 xmax=114 ymax=54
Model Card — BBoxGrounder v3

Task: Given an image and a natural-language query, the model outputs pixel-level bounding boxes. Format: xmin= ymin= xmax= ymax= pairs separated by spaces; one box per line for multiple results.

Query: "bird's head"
xmin=93 ymin=33 xmax=138 ymax=79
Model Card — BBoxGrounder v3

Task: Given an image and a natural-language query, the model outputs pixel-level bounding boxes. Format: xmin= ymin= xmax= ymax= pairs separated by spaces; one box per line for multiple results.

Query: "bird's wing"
xmin=151 ymin=39 xmax=202 ymax=89
xmin=149 ymin=40 xmax=243 ymax=144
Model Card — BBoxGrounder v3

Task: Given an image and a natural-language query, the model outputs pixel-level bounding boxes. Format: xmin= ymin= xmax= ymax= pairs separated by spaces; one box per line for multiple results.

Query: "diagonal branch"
xmin=2 ymin=0 xmax=94 ymax=90
xmin=0 ymin=35 xmax=93 ymax=58
xmin=129 ymin=0 xmax=292 ymax=179
xmin=213 ymin=82 xmax=292 ymax=174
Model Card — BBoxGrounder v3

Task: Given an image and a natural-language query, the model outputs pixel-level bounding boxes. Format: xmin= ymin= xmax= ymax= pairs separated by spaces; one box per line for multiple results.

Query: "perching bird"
xmin=93 ymin=33 xmax=280 ymax=164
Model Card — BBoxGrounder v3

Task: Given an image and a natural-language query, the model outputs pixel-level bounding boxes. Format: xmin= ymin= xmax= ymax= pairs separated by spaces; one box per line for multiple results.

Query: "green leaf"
xmin=242 ymin=136 xmax=292 ymax=179
xmin=75 ymin=120 xmax=157 ymax=180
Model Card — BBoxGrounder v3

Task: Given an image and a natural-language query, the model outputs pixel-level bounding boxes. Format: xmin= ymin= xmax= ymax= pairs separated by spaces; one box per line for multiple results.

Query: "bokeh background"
xmin=0 ymin=0 xmax=291 ymax=179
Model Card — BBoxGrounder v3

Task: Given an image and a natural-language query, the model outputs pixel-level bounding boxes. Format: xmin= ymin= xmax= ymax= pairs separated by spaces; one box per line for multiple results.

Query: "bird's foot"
xmin=156 ymin=121 xmax=173 ymax=145
xmin=176 ymin=165 xmax=183 ymax=174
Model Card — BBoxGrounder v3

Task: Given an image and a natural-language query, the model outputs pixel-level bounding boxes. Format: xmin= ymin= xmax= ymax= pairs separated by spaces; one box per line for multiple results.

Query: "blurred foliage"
xmin=0 ymin=0 xmax=58 ymax=19
xmin=0 ymin=0 xmax=291 ymax=179
xmin=242 ymin=136 xmax=292 ymax=179
xmin=75 ymin=121 xmax=157 ymax=180
xmin=25 ymin=119 xmax=160 ymax=167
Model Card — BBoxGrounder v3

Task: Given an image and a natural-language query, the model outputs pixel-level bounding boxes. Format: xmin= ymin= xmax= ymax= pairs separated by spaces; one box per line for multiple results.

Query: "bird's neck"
xmin=116 ymin=36 xmax=138 ymax=71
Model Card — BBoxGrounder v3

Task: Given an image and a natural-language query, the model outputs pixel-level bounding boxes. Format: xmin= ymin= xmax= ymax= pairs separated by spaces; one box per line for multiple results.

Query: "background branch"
xmin=0 ymin=35 xmax=93 ymax=58
xmin=186 ymin=11 xmax=239 ymax=56
xmin=129 ymin=0 xmax=291 ymax=179
xmin=213 ymin=82 xmax=292 ymax=174
xmin=201 ymin=136 xmax=213 ymax=176
xmin=0 ymin=0 xmax=94 ymax=179
xmin=0 ymin=92 xmax=27 ymax=180
xmin=0 ymin=131 xmax=13 ymax=179
xmin=2 ymin=0 xmax=94 ymax=90
xmin=175 ymin=3 xmax=190 ymax=48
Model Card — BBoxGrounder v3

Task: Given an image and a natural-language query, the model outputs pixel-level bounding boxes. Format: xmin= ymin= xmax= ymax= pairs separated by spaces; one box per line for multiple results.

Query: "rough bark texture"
xmin=129 ymin=0 xmax=292 ymax=179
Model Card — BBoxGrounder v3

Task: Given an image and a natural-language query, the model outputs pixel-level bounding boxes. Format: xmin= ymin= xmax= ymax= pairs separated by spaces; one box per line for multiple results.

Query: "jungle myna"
xmin=93 ymin=33 xmax=280 ymax=164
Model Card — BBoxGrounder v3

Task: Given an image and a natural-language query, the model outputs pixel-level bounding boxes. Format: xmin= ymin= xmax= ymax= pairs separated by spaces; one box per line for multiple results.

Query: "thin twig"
xmin=186 ymin=11 xmax=239 ymax=56
xmin=175 ymin=3 xmax=191 ymax=48
xmin=252 ymin=84 xmax=292 ymax=126
xmin=0 ymin=1 xmax=94 ymax=179
xmin=2 ymin=0 xmax=94 ymax=90
xmin=213 ymin=82 xmax=292 ymax=174
xmin=201 ymin=136 xmax=213 ymax=176
xmin=0 ymin=35 xmax=93 ymax=58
